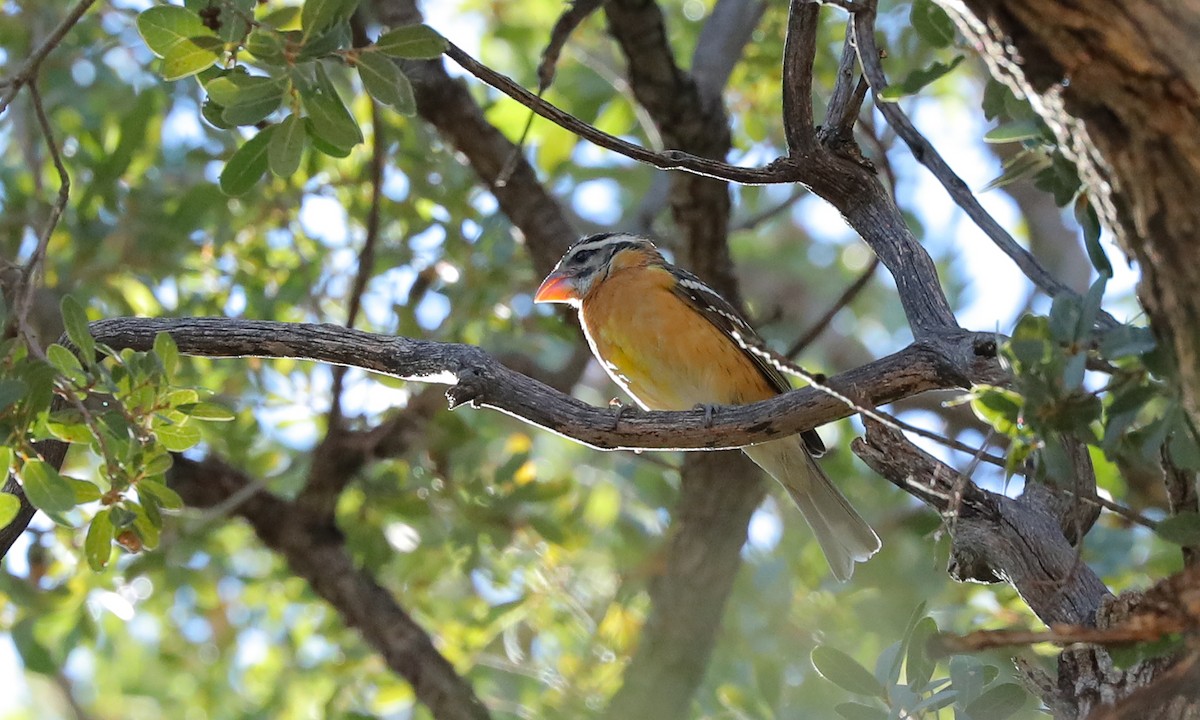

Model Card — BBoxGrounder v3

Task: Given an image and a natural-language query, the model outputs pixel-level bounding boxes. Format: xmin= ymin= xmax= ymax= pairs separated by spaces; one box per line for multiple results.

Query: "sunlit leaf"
xmin=374 ymin=24 xmax=448 ymax=59
xmin=155 ymin=424 xmax=203 ymax=452
xmin=86 ymin=508 xmax=115 ymax=571
xmin=137 ymin=6 xmax=222 ymax=81
xmin=0 ymin=492 xmax=20 ymax=527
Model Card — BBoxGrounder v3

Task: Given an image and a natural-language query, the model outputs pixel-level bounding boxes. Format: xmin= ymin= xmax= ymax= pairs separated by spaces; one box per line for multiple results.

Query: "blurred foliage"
xmin=0 ymin=0 xmax=1186 ymax=719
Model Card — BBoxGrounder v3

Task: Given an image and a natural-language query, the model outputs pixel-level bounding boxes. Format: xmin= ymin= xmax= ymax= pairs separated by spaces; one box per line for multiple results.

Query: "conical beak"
xmin=534 ymin=271 xmax=578 ymax=303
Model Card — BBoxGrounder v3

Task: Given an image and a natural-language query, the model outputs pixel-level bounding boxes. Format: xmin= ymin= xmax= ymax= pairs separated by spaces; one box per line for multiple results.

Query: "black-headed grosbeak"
xmin=535 ymin=232 xmax=879 ymax=580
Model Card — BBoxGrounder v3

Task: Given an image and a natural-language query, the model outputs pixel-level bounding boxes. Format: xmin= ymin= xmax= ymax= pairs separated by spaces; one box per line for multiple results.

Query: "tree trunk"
xmin=943 ymin=0 xmax=1200 ymax=429
xmin=941 ymin=2 xmax=1200 ymax=717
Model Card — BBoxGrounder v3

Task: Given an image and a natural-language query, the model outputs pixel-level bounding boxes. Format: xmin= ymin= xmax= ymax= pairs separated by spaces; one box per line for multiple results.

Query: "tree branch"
xmin=852 ymin=417 xmax=1110 ymax=625
xmin=66 ymin=317 xmax=988 ymax=452
xmin=0 ymin=0 xmax=97 ymax=115
xmin=847 ymin=5 xmax=1118 ymax=329
xmin=781 ymin=0 xmax=819 ymax=152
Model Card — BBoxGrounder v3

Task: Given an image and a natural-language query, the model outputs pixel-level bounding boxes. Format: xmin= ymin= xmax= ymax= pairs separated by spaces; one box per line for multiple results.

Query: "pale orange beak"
xmin=534 ymin=271 xmax=579 ymax=303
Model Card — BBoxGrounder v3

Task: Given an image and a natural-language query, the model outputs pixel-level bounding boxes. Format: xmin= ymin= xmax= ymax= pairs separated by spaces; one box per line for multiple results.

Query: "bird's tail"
xmin=743 ymin=437 xmax=880 ymax=581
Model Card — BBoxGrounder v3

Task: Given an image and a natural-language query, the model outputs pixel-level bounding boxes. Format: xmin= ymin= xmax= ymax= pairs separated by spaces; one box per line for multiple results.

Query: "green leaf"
xmin=356 ymin=52 xmax=415 ymax=114
xmin=153 ymin=331 xmax=179 ymax=377
xmin=906 ymin=616 xmax=939 ymax=690
xmin=1156 ymin=512 xmax=1200 ymax=546
xmin=305 ymin=117 xmax=353 ymax=157
xmin=0 ymin=446 xmax=12 ymax=475
xmin=983 ymin=148 xmax=1054 ymax=192
xmin=1100 ymin=325 xmax=1156 ymax=359
xmin=69 ymin=478 xmax=101 ymax=504
xmin=139 ymin=479 xmax=183 ymax=511
xmin=85 ymin=509 xmax=114 ymax=571
xmin=301 ymin=0 xmax=359 ymax=38
xmin=156 ymin=424 xmax=203 ymax=452
xmin=302 ymin=90 xmax=363 ymax=150
xmin=971 ymin=385 xmax=1024 ymax=436
xmin=374 ymin=24 xmax=448 ymax=59
xmin=0 ymin=378 xmax=27 ymax=412
xmin=983 ymin=119 xmax=1045 ymax=144
xmin=964 ymin=683 xmax=1026 ymax=720
xmin=46 ymin=343 xmax=86 ymax=384
xmin=0 ymin=492 xmax=21 ymax=527
xmin=219 ymin=126 xmax=276 ymax=197
xmin=811 ymin=646 xmax=887 ymax=699
xmin=61 ymin=296 xmax=95 ymax=364
xmin=268 ymin=114 xmax=306 ymax=177
xmin=834 ymin=702 xmax=888 ymax=720
xmin=137 ymin=6 xmax=218 ymax=56
xmin=912 ymin=688 xmax=959 ymax=714
xmin=11 ymin=620 xmax=55 ymax=675
xmin=1169 ymin=427 xmax=1200 ymax=471
xmin=162 ymin=35 xmax=224 ymax=81
xmin=879 ymin=56 xmax=964 ymax=101
xmin=131 ymin=501 xmax=162 ymax=549
xmin=298 ymin=23 xmax=350 ymax=60
xmin=948 ymin=656 xmax=987 ymax=706
xmin=1074 ymin=193 xmax=1112 ymax=278
xmin=46 ymin=422 xmax=93 ymax=444
xmin=205 ymin=74 xmax=286 ymax=125
xmin=245 ymin=29 xmax=286 ymax=64
xmin=201 ymin=99 xmax=234 ymax=129
xmin=910 ymin=0 xmax=956 ymax=48
xmin=137 ymin=6 xmax=223 ymax=81
xmin=20 ymin=460 xmax=76 ymax=514
xmin=178 ymin=402 xmax=236 ymax=421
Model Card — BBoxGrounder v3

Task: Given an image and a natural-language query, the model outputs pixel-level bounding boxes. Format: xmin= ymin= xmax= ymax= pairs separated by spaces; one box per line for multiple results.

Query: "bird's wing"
xmin=669 ymin=267 xmax=826 ymax=456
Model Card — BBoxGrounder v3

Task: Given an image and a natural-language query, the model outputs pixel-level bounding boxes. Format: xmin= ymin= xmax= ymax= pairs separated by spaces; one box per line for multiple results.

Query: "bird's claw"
xmin=608 ymin=398 xmax=632 ymax=431
xmin=693 ymin=403 xmax=719 ymax=428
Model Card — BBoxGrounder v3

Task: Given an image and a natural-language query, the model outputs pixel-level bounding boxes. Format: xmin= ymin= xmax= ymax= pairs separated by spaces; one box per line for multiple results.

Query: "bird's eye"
xmin=572 ymin=248 xmax=597 ymax=264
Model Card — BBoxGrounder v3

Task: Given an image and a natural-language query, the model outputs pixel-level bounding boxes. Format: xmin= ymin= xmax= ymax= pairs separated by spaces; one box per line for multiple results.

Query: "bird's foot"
xmin=608 ymin=398 xmax=633 ymax=431
xmin=693 ymin=403 xmax=719 ymax=428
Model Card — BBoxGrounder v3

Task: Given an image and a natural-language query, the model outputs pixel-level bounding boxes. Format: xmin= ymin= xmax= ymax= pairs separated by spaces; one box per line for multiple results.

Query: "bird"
xmin=534 ymin=232 xmax=880 ymax=581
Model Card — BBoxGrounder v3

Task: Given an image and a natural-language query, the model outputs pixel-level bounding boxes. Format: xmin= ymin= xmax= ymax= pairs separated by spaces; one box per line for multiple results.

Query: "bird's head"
xmin=534 ymin=233 xmax=661 ymax=306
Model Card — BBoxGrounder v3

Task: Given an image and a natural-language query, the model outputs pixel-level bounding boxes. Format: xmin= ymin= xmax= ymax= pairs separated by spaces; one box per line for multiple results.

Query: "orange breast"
xmin=580 ymin=266 xmax=778 ymax=411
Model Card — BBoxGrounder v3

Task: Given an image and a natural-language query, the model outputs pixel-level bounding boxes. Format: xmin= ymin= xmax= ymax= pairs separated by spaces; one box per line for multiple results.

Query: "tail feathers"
xmin=744 ymin=438 xmax=880 ymax=582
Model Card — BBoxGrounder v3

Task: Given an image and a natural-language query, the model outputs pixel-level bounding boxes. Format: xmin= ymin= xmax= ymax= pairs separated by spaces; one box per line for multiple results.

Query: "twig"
xmin=787 ymin=256 xmax=879 ymax=356
xmin=537 ymin=0 xmax=607 ymax=92
xmin=933 ymin=623 xmax=1187 ymax=655
xmin=820 ymin=23 xmax=869 ymax=144
xmin=781 ymin=0 xmax=819 ymax=152
xmin=13 ymin=83 xmax=70 ymax=344
xmin=443 ymin=41 xmax=798 ymax=185
xmin=0 ymin=0 xmax=98 ymax=115
xmin=847 ymin=8 xmax=1119 ymax=329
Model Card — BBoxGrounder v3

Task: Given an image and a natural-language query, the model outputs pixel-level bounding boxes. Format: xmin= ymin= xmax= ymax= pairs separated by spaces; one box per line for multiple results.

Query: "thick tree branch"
xmin=781 ymin=0 xmax=820 ymax=152
xmin=69 ymin=317 xmax=989 ymax=452
xmin=853 ymin=418 xmax=1110 ymax=625
xmin=169 ymin=455 xmax=491 ymax=720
